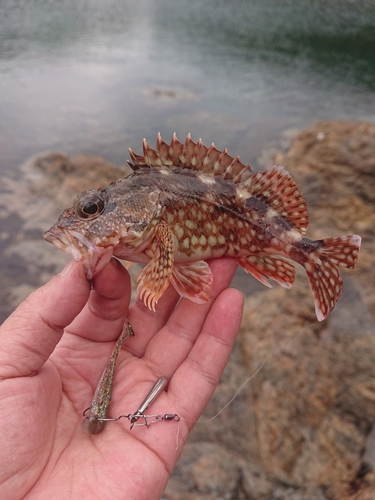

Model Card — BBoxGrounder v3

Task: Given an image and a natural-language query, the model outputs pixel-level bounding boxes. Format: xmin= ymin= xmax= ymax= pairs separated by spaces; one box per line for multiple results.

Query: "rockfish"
xmin=44 ymin=134 xmax=361 ymax=321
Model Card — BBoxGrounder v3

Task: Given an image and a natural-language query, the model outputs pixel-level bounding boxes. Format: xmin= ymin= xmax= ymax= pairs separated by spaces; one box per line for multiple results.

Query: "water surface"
xmin=1 ymin=0 xmax=374 ymax=172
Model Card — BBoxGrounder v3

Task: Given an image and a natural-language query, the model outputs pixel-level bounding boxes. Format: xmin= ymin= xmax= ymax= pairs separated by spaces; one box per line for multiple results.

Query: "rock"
xmin=166 ymin=120 xmax=375 ymax=500
xmin=239 ymin=277 xmax=375 ymax=497
xmin=273 ymin=120 xmax=375 ymax=318
xmin=237 ymin=121 xmax=375 ymax=499
xmin=163 ymin=442 xmax=241 ymax=500
xmin=2 ymin=121 xmax=375 ymax=499
xmin=0 ymin=152 xmax=135 ymax=321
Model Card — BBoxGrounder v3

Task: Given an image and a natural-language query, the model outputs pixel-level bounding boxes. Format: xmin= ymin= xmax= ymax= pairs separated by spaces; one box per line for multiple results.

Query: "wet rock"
xmin=0 ymin=152 xmax=133 ymax=321
xmin=166 ymin=120 xmax=375 ymax=500
xmin=273 ymin=120 xmax=375 ymax=318
xmin=239 ymin=278 xmax=375 ymax=497
xmin=237 ymin=120 xmax=375 ymax=499
xmin=1 ymin=120 xmax=375 ymax=499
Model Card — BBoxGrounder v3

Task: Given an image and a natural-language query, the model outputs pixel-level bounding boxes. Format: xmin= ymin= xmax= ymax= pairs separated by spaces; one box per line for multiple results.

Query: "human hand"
xmin=0 ymin=258 xmax=243 ymax=500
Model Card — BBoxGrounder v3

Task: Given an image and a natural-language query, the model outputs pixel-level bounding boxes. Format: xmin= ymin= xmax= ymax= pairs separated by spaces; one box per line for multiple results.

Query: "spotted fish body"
xmin=44 ymin=134 xmax=361 ymax=321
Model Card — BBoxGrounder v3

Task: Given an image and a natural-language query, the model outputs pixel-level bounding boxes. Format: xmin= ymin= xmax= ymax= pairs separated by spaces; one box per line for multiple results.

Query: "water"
xmin=0 ymin=0 xmax=375 ymax=321
xmin=0 ymin=0 xmax=375 ymax=173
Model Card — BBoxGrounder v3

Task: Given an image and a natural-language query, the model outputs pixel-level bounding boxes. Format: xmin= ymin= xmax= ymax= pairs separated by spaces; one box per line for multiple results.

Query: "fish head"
xmin=44 ymin=180 xmax=161 ymax=278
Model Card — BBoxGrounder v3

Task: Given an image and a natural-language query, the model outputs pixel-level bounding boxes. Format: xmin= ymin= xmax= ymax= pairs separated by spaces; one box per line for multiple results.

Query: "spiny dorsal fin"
xmin=127 ymin=133 xmax=252 ymax=183
xmin=244 ymin=165 xmax=309 ymax=234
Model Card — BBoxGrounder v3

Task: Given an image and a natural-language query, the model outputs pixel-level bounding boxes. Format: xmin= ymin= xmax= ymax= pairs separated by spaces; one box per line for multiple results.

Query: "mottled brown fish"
xmin=44 ymin=133 xmax=361 ymax=321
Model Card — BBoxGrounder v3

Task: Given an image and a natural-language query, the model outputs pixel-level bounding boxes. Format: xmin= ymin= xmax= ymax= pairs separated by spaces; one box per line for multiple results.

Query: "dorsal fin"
xmin=244 ymin=165 xmax=309 ymax=234
xmin=127 ymin=133 xmax=252 ymax=183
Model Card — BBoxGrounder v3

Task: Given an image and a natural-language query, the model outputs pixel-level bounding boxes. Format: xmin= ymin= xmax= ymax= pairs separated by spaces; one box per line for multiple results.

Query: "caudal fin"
xmin=304 ymin=235 xmax=361 ymax=321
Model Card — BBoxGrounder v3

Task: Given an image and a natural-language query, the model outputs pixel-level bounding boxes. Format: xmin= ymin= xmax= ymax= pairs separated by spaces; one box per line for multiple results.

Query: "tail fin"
xmin=304 ymin=235 xmax=361 ymax=321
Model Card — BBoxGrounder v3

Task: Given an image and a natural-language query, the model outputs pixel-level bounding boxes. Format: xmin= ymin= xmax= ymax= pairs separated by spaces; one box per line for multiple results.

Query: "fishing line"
xmin=177 ymin=326 xmax=306 ymax=426
xmin=84 ymin=324 xmax=305 ymax=443
xmin=167 ymin=327 xmax=306 ymax=450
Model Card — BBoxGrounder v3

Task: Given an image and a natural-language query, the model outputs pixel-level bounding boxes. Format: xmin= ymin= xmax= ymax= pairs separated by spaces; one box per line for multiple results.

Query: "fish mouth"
xmin=43 ymin=226 xmax=113 ymax=278
xmin=44 ymin=227 xmax=95 ymax=261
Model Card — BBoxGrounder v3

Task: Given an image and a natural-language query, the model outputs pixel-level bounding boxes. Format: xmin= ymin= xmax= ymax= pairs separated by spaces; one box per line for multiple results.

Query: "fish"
xmin=82 ymin=322 xmax=134 ymax=435
xmin=44 ymin=133 xmax=361 ymax=321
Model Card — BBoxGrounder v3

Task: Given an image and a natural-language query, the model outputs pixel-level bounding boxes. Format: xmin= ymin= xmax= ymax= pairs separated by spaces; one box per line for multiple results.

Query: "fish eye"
xmin=74 ymin=192 xmax=106 ymax=220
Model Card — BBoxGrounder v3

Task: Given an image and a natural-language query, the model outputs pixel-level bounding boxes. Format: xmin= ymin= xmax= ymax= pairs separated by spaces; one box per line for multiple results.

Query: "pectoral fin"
xmin=137 ymin=222 xmax=174 ymax=311
xmin=171 ymin=260 xmax=213 ymax=303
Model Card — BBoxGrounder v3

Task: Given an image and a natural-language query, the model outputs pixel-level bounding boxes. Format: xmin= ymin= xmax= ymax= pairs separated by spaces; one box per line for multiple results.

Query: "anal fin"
xmin=238 ymin=254 xmax=295 ymax=289
xmin=171 ymin=260 xmax=213 ymax=304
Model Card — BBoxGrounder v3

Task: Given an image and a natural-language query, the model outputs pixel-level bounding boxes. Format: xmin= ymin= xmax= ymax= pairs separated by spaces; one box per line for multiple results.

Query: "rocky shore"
xmin=166 ymin=121 xmax=375 ymax=500
xmin=1 ymin=121 xmax=374 ymax=499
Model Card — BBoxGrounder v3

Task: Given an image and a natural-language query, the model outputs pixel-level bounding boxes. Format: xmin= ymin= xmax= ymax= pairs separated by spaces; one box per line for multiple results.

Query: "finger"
xmin=0 ymin=261 xmax=90 ymax=379
xmin=131 ymin=288 xmax=244 ymax=471
xmin=67 ymin=258 xmax=132 ymax=342
xmin=137 ymin=258 xmax=238 ymax=369
xmin=170 ymin=287 xmax=243 ymax=427
xmin=126 ymin=283 xmax=180 ymax=355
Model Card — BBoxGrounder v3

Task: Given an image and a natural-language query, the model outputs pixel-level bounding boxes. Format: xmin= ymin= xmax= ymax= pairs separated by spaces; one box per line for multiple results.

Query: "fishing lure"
xmin=82 ymin=321 xmax=134 ymax=435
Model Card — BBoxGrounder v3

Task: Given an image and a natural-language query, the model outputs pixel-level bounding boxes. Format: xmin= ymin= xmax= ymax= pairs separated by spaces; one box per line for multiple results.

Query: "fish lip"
xmin=43 ymin=226 xmax=71 ymax=252
xmin=44 ymin=226 xmax=114 ymax=278
xmin=43 ymin=226 xmax=95 ymax=261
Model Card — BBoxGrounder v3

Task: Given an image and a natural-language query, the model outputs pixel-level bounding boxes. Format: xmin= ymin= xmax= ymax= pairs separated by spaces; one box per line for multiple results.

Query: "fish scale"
xmin=44 ymin=134 xmax=361 ymax=321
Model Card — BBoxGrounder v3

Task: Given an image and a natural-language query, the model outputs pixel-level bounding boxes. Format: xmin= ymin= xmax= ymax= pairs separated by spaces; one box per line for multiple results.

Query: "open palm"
xmin=0 ymin=258 xmax=243 ymax=500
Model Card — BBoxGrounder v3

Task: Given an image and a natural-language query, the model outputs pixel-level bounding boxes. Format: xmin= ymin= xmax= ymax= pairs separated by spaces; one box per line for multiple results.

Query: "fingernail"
xmin=58 ymin=260 xmax=74 ymax=277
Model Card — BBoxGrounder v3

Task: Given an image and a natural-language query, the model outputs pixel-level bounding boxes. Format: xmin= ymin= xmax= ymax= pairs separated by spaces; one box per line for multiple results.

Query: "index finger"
xmin=67 ymin=258 xmax=132 ymax=342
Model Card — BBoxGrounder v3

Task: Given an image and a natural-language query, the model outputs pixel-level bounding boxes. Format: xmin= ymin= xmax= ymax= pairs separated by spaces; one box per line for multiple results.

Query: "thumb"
xmin=0 ymin=261 xmax=90 ymax=379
